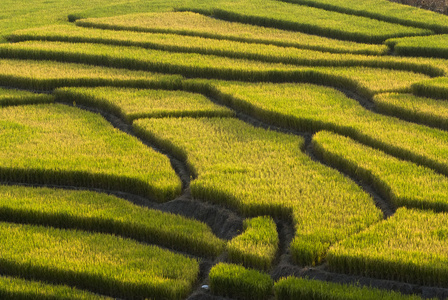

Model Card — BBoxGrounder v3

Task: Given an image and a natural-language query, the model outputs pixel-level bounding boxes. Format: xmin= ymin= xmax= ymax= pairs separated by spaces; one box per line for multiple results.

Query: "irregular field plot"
xmin=75 ymin=11 xmax=388 ymax=55
xmin=54 ymin=86 xmax=234 ymax=122
xmin=328 ymin=208 xmax=448 ymax=287
xmin=274 ymin=276 xmax=430 ymax=300
xmin=0 ymin=222 xmax=199 ymax=299
xmin=7 ymin=25 xmax=443 ymax=76
xmin=209 ymin=263 xmax=273 ymax=300
xmin=133 ymin=117 xmax=382 ymax=265
xmin=0 ymin=104 xmax=181 ymax=201
xmin=0 ymin=185 xmax=223 ymax=257
xmin=227 ymin=216 xmax=278 ymax=270
xmin=279 ymin=0 xmax=448 ymax=32
xmin=198 ymin=0 xmax=432 ymax=43
xmin=0 ymin=275 xmax=112 ymax=300
xmin=387 ymin=34 xmax=448 ymax=58
xmin=373 ymin=93 xmax=448 ymax=130
xmin=0 ymin=88 xmax=53 ymax=106
xmin=0 ymin=58 xmax=183 ymax=91
xmin=313 ymin=131 xmax=448 ymax=212
xmin=209 ymin=81 xmax=448 ymax=177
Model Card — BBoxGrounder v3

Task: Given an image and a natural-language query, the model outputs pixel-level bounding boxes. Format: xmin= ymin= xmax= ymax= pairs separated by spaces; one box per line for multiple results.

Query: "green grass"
xmin=209 ymin=263 xmax=273 ymax=300
xmin=274 ymin=276 xmax=430 ymax=300
xmin=0 ymin=275 xmax=112 ymax=300
xmin=328 ymin=208 xmax=448 ymax=287
xmin=133 ymin=117 xmax=382 ymax=266
xmin=0 ymin=185 xmax=224 ymax=257
xmin=0 ymin=88 xmax=53 ymax=106
xmin=0 ymin=221 xmax=199 ymax=299
xmin=277 ymin=0 xmax=448 ymax=33
xmin=386 ymin=34 xmax=448 ymax=58
xmin=313 ymin=130 xmax=448 ymax=212
xmin=0 ymin=104 xmax=181 ymax=201
xmin=54 ymin=86 xmax=234 ymax=123
xmin=373 ymin=93 xmax=448 ymax=130
xmin=206 ymin=81 xmax=448 ymax=179
xmin=75 ymin=11 xmax=388 ymax=55
xmin=227 ymin=216 xmax=278 ymax=270
xmin=6 ymin=25 xmax=443 ymax=76
xmin=0 ymin=58 xmax=183 ymax=91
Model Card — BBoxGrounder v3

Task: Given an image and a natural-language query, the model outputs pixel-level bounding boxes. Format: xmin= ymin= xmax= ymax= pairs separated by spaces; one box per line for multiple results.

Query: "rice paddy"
xmin=1 ymin=0 xmax=448 ymax=298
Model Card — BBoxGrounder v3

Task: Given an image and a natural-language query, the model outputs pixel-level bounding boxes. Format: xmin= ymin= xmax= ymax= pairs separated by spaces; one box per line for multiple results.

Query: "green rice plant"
xmin=227 ymin=216 xmax=278 ymax=270
xmin=0 ymin=185 xmax=224 ymax=257
xmin=0 ymin=221 xmax=199 ymax=299
xmin=209 ymin=263 xmax=273 ymax=300
xmin=205 ymin=81 xmax=448 ymax=179
xmin=313 ymin=131 xmax=448 ymax=212
xmin=196 ymin=1 xmax=433 ymax=44
xmin=6 ymin=25 xmax=443 ymax=76
xmin=0 ymin=104 xmax=181 ymax=202
xmin=274 ymin=276 xmax=429 ymax=300
xmin=75 ymin=11 xmax=388 ymax=55
xmin=386 ymin=35 xmax=448 ymax=58
xmin=0 ymin=88 xmax=53 ymax=106
xmin=277 ymin=0 xmax=448 ymax=33
xmin=54 ymin=86 xmax=234 ymax=123
xmin=0 ymin=42 xmax=431 ymax=97
xmin=0 ymin=275 xmax=112 ymax=300
xmin=0 ymin=58 xmax=183 ymax=91
xmin=328 ymin=208 xmax=448 ymax=287
xmin=133 ymin=117 xmax=382 ymax=266
xmin=373 ymin=93 xmax=448 ymax=130
xmin=412 ymin=77 xmax=448 ymax=100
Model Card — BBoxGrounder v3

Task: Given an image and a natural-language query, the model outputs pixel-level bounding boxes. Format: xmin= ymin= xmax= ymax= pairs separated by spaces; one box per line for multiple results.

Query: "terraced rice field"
xmin=2 ymin=0 xmax=448 ymax=299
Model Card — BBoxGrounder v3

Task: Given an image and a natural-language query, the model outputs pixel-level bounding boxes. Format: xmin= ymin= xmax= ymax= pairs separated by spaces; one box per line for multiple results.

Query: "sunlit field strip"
xmin=0 ymin=104 xmax=181 ymax=201
xmin=373 ymin=93 xmax=448 ymax=130
xmin=0 ymin=59 xmax=183 ymax=91
xmin=227 ymin=216 xmax=278 ymax=271
xmin=0 ymin=185 xmax=224 ymax=257
xmin=274 ymin=276 xmax=431 ymax=300
xmin=133 ymin=117 xmax=382 ymax=266
xmin=0 ymin=221 xmax=199 ymax=299
xmin=177 ymin=1 xmax=431 ymax=44
xmin=209 ymin=263 xmax=273 ymax=300
xmin=0 ymin=87 xmax=53 ymax=106
xmin=0 ymin=275 xmax=112 ymax=300
xmin=74 ymin=11 xmax=388 ymax=55
xmin=387 ymin=35 xmax=448 ymax=59
xmin=0 ymin=44 xmax=430 ymax=98
xmin=412 ymin=77 xmax=448 ymax=99
xmin=313 ymin=131 xmax=448 ymax=212
xmin=54 ymin=87 xmax=234 ymax=123
xmin=206 ymin=81 xmax=448 ymax=179
xmin=6 ymin=25 xmax=444 ymax=76
xmin=278 ymin=0 xmax=448 ymax=32
xmin=328 ymin=208 xmax=448 ymax=287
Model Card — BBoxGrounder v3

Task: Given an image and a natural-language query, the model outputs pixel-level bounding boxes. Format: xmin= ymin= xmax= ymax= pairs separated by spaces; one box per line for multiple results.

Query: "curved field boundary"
xmin=0 ymin=221 xmax=199 ymax=299
xmin=187 ymin=4 xmax=432 ymax=44
xmin=373 ymin=93 xmax=448 ymax=131
xmin=328 ymin=208 xmax=448 ymax=287
xmin=6 ymin=25 xmax=444 ymax=77
xmin=53 ymin=86 xmax=234 ymax=123
xmin=133 ymin=117 xmax=382 ymax=266
xmin=0 ymin=185 xmax=224 ymax=257
xmin=0 ymin=87 xmax=53 ymax=106
xmin=275 ymin=0 xmax=448 ymax=33
xmin=74 ymin=11 xmax=388 ymax=55
xmin=0 ymin=104 xmax=181 ymax=202
xmin=386 ymin=35 xmax=448 ymax=58
xmin=313 ymin=130 xmax=448 ymax=212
